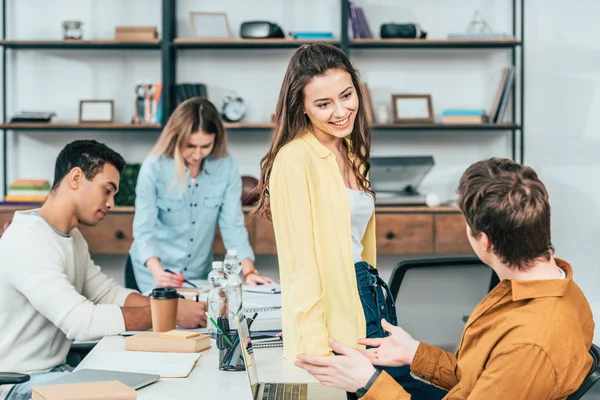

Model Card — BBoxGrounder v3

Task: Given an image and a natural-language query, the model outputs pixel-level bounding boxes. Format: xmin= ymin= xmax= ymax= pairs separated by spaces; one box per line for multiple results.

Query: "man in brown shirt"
xmin=295 ymin=157 xmax=595 ymax=399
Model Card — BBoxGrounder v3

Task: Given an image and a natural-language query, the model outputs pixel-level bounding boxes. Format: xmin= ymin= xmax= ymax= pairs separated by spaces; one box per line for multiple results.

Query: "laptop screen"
xmin=236 ymin=311 xmax=260 ymax=396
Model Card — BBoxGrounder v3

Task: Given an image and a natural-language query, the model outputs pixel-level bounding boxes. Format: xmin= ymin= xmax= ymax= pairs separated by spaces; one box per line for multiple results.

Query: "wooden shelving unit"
xmin=0 ymin=123 xmax=162 ymax=131
xmin=349 ymin=38 xmax=521 ymax=49
xmin=0 ymin=0 xmax=524 ymax=196
xmin=223 ymin=122 xmax=519 ymax=132
xmin=173 ymin=38 xmax=340 ymax=49
xmin=0 ymin=39 xmax=161 ymax=49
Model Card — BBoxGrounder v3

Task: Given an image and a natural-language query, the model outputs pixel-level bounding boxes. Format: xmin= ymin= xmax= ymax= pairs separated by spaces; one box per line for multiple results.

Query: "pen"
xmin=164 ymin=269 xmax=198 ymax=288
xmin=226 ymin=313 xmax=259 ymax=367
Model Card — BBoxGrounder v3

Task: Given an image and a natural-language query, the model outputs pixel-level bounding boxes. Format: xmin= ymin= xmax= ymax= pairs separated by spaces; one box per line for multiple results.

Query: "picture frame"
xmin=189 ymin=12 xmax=232 ymax=38
xmin=391 ymin=94 xmax=434 ymax=124
xmin=79 ymin=100 xmax=114 ymax=123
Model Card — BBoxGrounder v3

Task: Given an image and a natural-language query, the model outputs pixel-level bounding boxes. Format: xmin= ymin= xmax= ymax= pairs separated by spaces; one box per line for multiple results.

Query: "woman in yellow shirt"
xmin=253 ymin=44 xmax=445 ymax=400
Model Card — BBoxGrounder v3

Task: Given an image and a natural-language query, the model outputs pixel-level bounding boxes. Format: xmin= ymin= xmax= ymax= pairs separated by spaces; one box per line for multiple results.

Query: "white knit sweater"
xmin=0 ymin=211 xmax=136 ymax=374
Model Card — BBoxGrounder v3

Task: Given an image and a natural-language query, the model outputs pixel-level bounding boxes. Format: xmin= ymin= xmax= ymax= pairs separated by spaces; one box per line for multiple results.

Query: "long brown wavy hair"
xmin=150 ymin=97 xmax=228 ymax=191
xmin=252 ymin=43 xmax=373 ymax=220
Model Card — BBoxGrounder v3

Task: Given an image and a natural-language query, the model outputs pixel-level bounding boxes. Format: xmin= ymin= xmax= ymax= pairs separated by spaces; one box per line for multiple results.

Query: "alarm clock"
xmin=221 ymin=96 xmax=246 ymax=123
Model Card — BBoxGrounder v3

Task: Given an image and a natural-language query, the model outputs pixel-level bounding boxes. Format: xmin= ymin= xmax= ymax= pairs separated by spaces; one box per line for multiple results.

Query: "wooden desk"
xmin=0 ymin=205 xmax=472 ymax=256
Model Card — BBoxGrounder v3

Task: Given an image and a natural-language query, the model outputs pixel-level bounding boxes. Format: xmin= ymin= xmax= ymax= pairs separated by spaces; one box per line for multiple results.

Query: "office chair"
xmin=389 ymin=257 xmax=500 ymax=352
xmin=0 ymin=372 xmax=29 ymax=386
xmin=567 ymin=344 xmax=600 ymax=400
xmin=124 ymin=255 xmax=141 ymax=292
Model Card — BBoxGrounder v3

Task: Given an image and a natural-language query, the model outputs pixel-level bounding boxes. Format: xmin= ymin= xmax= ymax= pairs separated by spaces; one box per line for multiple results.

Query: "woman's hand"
xmin=241 ymin=258 xmax=276 ymax=286
xmin=146 ymin=257 xmax=182 ymax=288
xmin=153 ymin=270 xmax=183 ymax=288
xmin=245 ymin=273 xmax=275 ymax=286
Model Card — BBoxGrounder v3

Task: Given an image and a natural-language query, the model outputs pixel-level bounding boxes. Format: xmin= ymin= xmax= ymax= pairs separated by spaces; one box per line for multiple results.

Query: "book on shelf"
xmin=348 ymin=1 xmax=372 ymax=39
xmin=4 ymin=179 xmax=50 ymax=203
xmin=489 ymin=67 xmax=515 ymax=123
xmin=441 ymin=109 xmax=489 ymax=124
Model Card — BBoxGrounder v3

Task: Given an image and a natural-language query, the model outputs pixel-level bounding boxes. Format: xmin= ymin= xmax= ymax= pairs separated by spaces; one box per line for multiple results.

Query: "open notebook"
xmin=87 ymin=351 xmax=202 ymax=378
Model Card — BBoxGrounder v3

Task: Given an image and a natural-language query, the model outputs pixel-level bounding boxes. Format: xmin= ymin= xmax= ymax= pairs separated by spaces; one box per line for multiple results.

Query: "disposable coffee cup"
xmin=149 ymin=287 xmax=180 ymax=332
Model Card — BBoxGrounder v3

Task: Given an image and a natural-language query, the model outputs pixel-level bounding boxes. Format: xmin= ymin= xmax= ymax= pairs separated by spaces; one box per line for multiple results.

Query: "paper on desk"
xmin=243 ymin=283 xmax=281 ymax=294
xmin=90 ymin=351 xmax=202 ymax=378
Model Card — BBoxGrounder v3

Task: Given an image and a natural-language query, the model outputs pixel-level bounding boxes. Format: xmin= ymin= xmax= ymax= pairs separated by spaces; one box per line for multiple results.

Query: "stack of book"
xmin=348 ymin=1 xmax=372 ymax=39
xmin=4 ymin=179 xmax=50 ymax=203
xmin=442 ymin=109 xmax=489 ymax=124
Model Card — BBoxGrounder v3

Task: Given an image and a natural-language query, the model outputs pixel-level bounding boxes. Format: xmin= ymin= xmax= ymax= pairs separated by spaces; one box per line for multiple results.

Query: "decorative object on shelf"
xmin=115 ymin=164 xmax=141 ymax=206
xmin=391 ymin=94 xmax=434 ymax=124
xmin=380 ymin=23 xmax=427 ymax=39
xmin=376 ymin=105 xmax=390 ymax=124
xmin=289 ymin=31 xmax=334 ymax=40
xmin=221 ymin=96 xmax=245 ymax=123
xmin=360 ymin=83 xmax=374 ymax=125
xmin=4 ymin=179 xmax=50 ymax=204
xmin=115 ymin=26 xmax=158 ymax=42
xmin=189 ymin=12 xmax=232 ymax=38
xmin=133 ymin=82 xmax=162 ymax=124
xmin=348 ymin=1 xmax=372 ymax=39
xmin=62 ymin=20 xmax=83 ymax=40
xmin=448 ymin=10 xmax=514 ymax=40
xmin=240 ymin=21 xmax=285 ymax=39
xmin=79 ymin=100 xmax=114 ymax=124
xmin=175 ymin=83 xmax=207 ymax=106
xmin=442 ymin=109 xmax=489 ymax=124
xmin=10 ymin=111 xmax=56 ymax=123
xmin=241 ymin=176 xmax=260 ymax=206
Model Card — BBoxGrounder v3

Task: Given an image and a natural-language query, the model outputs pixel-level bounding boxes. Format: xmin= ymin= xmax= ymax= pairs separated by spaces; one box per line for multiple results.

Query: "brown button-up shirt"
xmin=363 ymin=259 xmax=595 ymax=400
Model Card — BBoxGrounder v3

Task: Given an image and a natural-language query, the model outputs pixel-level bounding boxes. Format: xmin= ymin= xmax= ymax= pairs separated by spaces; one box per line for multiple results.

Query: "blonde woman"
xmin=129 ymin=97 xmax=273 ymax=293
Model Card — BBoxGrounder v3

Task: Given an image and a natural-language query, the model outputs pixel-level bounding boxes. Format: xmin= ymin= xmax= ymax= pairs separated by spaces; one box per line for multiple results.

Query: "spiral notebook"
xmin=243 ymin=305 xmax=281 ymax=313
xmin=251 ymin=329 xmax=283 ymax=349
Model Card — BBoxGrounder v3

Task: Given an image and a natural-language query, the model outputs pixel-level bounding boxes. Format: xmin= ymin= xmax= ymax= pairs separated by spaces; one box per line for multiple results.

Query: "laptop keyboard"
xmin=262 ymin=383 xmax=308 ymax=400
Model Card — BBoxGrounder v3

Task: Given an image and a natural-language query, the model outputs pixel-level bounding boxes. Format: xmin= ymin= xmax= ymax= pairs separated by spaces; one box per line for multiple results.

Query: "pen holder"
xmin=217 ymin=330 xmax=245 ymax=371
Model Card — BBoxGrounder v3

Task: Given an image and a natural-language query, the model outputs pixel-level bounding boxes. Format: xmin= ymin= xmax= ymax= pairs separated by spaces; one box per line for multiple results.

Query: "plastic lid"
xmin=149 ymin=287 xmax=180 ymax=300
xmin=227 ymin=249 xmax=238 ymax=256
xmin=212 ymin=261 xmax=223 ymax=269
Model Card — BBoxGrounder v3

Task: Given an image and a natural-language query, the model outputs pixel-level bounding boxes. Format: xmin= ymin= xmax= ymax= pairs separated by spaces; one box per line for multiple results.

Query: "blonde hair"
xmin=150 ymin=97 xmax=228 ymax=189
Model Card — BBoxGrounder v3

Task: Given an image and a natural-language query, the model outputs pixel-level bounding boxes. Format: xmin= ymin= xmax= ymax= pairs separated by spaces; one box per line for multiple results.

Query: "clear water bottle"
xmin=223 ymin=249 xmax=243 ymax=321
xmin=207 ymin=261 xmax=228 ymax=335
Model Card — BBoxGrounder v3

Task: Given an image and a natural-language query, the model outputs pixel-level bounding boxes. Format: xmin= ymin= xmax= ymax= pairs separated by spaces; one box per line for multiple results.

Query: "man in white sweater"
xmin=0 ymin=140 xmax=208 ymax=400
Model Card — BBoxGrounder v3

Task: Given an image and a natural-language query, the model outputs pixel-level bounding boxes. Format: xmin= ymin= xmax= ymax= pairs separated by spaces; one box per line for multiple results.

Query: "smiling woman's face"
xmin=302 ymin=68 xmax=359 ymax=140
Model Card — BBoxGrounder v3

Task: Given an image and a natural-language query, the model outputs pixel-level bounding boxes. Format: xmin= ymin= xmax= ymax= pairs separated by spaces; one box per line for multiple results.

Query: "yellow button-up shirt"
xmin=270 ymin=131 xmax=376 ymax=359
xmin=363 ymin=259 xmax=595 ymax=399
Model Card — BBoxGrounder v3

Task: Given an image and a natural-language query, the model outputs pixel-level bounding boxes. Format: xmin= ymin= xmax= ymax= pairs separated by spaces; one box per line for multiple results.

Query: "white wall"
xmin=525 ymin=0 xmax=600 ymax=340
xmin=1 ymin=1 xmax=598 ymax=339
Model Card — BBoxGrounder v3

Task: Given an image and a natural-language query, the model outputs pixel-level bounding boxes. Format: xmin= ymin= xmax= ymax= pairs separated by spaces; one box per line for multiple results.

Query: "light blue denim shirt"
xmin=129 ymin=155 xmax=254 ymax=293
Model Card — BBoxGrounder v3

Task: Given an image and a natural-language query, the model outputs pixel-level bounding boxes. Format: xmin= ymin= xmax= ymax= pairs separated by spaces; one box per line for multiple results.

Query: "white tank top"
xmin=347 ymin=188 xmax=375 ymax=263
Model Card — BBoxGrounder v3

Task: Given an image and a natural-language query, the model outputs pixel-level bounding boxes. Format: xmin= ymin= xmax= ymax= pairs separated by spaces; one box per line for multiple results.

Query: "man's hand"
xmin=357 ymin=319 xmax=420 ymax=367
xmin=295 ymin=338 xmax=377 ymax=393
xmin=176 ymin=299 xmax=207 ymax=328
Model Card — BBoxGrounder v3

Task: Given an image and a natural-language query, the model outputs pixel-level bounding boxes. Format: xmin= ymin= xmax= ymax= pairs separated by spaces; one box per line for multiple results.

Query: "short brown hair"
xmin=457 ymin=157 xmax=554 ymax=269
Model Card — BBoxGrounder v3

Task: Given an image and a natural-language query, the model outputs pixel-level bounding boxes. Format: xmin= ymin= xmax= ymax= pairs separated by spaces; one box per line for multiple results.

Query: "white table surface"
xmin=76 ymin=284 xmax=345 ymax=399
xmin=75 ymin=336 xmax=322 ymax=400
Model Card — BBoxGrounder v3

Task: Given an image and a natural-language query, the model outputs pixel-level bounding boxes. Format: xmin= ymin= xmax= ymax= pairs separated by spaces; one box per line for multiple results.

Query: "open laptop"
xmin=236 ymin=311 xmax=345 ymax=400
xmin=46 ymin=369 xmax=159 ymax=390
